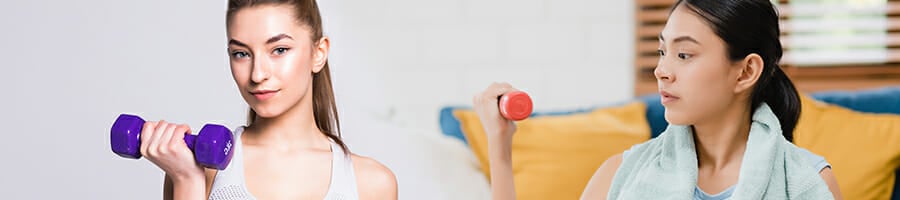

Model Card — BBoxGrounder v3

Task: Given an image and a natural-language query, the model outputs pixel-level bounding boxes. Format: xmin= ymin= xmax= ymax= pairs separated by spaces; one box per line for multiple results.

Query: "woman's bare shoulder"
xmin=580 ymin=153 xmax=624 ymax=200
xmin=351 ymin=154 xmax=398 ymax=200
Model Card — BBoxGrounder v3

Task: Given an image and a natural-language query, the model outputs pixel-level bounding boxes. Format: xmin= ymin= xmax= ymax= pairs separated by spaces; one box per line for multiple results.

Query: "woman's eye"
xmin=657 ymin=49 xmax=665 ymax=57
xmin=273 ymin=47 xmax=290 ymax=55
xmin=678 ymin=53 xmax=691 ymax=59
xmin=231 ymin=51 xmax=249 ymax=59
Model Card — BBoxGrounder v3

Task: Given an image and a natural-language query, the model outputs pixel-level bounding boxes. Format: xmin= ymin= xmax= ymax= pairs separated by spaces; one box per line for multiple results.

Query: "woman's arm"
xmin=472 ymin=83 xmax=518 ymax=200
xmin=579 ymin=154 xmax=623 ymax=200
xmin=472 ymin=83 xmax=520 ymax=200
xmin=162 ymin=171 xmax=211 ymax=200
xmin=487 ymin=134 xmax=516 ymax=200
xmin=819 ymin=167 xmax=843 ymax=200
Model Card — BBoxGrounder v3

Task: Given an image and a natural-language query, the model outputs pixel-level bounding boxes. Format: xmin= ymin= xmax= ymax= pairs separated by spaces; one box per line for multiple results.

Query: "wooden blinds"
xmin=634 ymin=0 xmax=900 ymax=96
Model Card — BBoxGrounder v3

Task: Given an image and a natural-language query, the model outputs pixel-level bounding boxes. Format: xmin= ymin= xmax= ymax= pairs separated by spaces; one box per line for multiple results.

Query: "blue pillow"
xmin=637 ymin=94 xmax=667 ymax=138
xmin=811 ymin=87 xmax=900 ymax=114
xmin=439 ymin=107 xmax=468 ymax=144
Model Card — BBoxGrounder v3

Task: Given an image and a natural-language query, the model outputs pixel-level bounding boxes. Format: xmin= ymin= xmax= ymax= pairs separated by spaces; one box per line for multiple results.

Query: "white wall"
xmin=0 ymin=1 xmax=245 ymax=198
xmin=325 ymin=0 xmax=636 ymax=133
xmin=0 ymin=0 xmax=633 ymax=199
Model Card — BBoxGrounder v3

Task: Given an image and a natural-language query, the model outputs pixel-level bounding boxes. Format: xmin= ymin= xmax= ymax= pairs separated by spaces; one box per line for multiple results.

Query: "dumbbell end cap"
xmin=500 ymin=91 xmax=533 ymax=121
xmin=195 ymin=124 xmax=235 ymax=170
xmin=111 ymin=114 xmax=144 ymax=159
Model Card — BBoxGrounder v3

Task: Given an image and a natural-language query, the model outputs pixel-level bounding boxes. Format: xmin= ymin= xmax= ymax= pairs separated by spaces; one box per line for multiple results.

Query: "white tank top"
xmin=208 ymin=127 xmax=360 ymax=200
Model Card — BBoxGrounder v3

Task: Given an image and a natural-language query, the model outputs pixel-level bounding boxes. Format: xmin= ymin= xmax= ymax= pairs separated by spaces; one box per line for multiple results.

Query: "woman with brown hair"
xmin=138 ymin=1 xmax=398 ymax=199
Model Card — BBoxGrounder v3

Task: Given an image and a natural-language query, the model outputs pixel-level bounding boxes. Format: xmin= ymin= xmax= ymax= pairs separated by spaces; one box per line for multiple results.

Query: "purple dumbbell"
xmin=110 ymin=114 xmax=235 ymax=170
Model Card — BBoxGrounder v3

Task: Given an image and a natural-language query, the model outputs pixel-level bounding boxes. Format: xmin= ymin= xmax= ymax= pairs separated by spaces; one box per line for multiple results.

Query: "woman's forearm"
xmin=488 ymin=135 xmax=516 ymax=200
xmin=167 ymin=175 xmax=206 ymax=200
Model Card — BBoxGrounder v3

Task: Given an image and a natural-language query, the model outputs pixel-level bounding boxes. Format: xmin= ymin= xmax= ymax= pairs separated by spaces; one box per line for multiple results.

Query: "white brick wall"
xmin=322 ymin=0 xmax=637 ymax=135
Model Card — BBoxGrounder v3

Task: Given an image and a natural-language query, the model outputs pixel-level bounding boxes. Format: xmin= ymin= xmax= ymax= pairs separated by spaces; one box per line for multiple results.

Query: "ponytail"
xmin=750 ymin=66 xmax=801 ymax=142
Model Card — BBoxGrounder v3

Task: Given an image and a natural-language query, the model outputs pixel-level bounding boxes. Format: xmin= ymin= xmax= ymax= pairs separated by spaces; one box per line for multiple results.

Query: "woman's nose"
xmin=654 ymin=62 xmax=672 ymax=83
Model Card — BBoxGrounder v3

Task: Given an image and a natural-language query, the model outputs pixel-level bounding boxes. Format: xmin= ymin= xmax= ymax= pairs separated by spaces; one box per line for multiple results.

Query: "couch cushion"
xmin=453 ymin=102 xmax=650 ymax=200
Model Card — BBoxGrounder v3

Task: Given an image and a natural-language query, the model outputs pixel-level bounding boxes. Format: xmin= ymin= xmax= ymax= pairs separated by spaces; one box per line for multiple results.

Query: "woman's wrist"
xmin=170 ymin=175 xmax=206 ymax=200
xmin=169 ymin=172 xmax=205 ymax=186
xmin=487 ymin=135 xmax=513 ymax=164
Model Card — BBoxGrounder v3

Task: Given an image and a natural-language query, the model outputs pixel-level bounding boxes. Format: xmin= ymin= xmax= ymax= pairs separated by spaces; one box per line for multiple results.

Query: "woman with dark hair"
xmin=472 ymin=0 xmax=842 ymax=199
xmin=138 ymin=0 xmax=398 ymax=199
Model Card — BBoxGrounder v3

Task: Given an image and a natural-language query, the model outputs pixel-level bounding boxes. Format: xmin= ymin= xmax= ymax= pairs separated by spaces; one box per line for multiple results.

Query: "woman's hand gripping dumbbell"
xmin=473 ymin=83 xmax=534 ymax=140
xmin=110 ymin=114 xmax=235 ymax=170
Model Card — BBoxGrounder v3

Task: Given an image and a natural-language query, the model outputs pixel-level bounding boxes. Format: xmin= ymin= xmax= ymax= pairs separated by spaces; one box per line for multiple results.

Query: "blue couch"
xmin=440 ymin=86 xmax=900 ymax=199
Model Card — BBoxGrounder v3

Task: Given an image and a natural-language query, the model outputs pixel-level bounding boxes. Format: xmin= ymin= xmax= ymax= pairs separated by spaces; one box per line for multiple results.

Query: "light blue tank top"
xmin=622 ymin=147 xmax=830 ymax=200
xmin=207 ymin=127 xmax=360 ymax=200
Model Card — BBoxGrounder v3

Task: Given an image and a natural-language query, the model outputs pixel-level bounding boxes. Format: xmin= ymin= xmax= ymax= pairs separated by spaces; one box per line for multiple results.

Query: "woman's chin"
xmin=663 ymin=110 xmax=692 ymax=125
xmin=251 ymin=106 xmax=284 ymax=119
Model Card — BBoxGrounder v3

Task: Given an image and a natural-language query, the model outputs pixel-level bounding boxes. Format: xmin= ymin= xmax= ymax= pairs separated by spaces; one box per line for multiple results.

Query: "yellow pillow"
xmin=794 ymin=95 xmax=900 ymax=200
xmin=454 ymin=102 xmax=650 ymax=200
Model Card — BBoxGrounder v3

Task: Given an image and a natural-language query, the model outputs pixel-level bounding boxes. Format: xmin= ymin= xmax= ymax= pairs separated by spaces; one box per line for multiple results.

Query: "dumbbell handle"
xmin=122 ymin=131 xmax=198 ymax=153
xmin=126 ymin=128 xmax=198 ymax=151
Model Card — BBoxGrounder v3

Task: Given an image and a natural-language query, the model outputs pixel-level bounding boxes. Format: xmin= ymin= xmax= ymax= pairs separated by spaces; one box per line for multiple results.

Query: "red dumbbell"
xmin=498 ymin=91 xmax=533 ymax=121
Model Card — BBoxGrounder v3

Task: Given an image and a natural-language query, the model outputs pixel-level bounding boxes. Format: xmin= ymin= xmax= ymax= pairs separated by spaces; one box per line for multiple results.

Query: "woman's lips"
xmin=250 ymin=89 xmax=280 ymax=101
xmin=660 ymin=90 xmax=680 ymax=105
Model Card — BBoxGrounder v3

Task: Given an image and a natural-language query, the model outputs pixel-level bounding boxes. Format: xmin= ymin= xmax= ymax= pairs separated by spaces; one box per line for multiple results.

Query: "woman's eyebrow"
xmin=659 ymin=33 xmax=701 ymax=45
xmin=228 ymin=39 xmax=249 ymax=48
xmin=227 ymin=34 xmax=294 ymax=48
xmin=266 ymin=33 xmax=293 ymax=44
xmin=672 ymin=36 xmax=700 ymax=45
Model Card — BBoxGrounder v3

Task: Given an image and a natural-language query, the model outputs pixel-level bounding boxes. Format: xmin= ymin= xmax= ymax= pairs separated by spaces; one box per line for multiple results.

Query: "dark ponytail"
xmin=752 ymin=67 xmax=800 ymax=141
xmin=675 ymin=0 xmax=800 ymax=141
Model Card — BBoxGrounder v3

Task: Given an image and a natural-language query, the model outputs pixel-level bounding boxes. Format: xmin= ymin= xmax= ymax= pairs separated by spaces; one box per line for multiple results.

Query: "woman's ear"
xmin=312 ymin=36 xmax=330 ymax=73
xmin=734 ymin=53 xmax=764 ymax=93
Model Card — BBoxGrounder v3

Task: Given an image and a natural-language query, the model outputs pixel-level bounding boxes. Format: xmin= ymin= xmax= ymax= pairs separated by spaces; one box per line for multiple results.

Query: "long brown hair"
xmin=227 ymin=0 xmax=348 ymax=153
